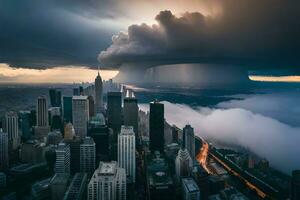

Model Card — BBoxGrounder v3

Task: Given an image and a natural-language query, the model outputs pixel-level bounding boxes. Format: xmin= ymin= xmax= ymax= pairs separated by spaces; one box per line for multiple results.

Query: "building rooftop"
xmin=72 ymin=96 xmax=88 ymax=100
xmin=82 ymin=137 xmax=95 ymax=145
xmin=107 ymin=91 xmax=121 ymax=96
xmin=32 ymin=178 xmax=51 ymax=193
xmin=120 ymin=125 xmax=135 ymax=135
xmin=50 ymin=173 xmax=69 ymax=185
xmin=64 ymin=173 xmax=87 ymax=200
xmin=38 ymin=95 xmax=47 ymax=99
xmin=147 ymin=153 xmax=173 ymax=186
xmin=57 ymin=142 xmax=69 ymax=151
xmin=182 ymin=178 xmax=199 ymax=193
xmin=89 ymin=113 xmax=106 ymax=126
xmin=5 ymin=111 xmax=18 ymax=117
xmin=10 ymin=163 xmax=46 ymax=173
xmin=99 ymin=162 xmax=116 ymax=175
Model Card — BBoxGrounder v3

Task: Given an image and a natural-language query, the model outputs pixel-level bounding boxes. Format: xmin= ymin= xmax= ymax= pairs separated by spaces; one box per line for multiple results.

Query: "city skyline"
xmin=0 ymin=1 xmax=300 ymax=199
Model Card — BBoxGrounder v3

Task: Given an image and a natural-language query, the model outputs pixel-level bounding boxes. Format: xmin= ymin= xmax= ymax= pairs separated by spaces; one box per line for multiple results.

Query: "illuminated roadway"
xmin=196 ymin=139 xmax=269 ymax=199
xmin=196 ymin=141 xmax=212 ymax=174
xmin=209 ymin=152 xmax=268 ymax=199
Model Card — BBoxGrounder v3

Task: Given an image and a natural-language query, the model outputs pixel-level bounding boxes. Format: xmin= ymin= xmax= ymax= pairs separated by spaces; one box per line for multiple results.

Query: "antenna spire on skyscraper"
xmin=97 ymin=65 xmax=100 ymax=76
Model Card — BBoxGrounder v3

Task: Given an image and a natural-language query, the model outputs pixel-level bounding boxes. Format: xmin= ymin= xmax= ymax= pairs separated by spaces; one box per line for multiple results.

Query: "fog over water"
xmin=139 ymin=98 xmax=300 ymax=174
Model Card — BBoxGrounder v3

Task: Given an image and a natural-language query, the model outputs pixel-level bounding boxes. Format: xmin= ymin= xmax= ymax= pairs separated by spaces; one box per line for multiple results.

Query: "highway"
xmin=196 ymin=141 xmax=212 ymax=174
xmin=196 ymin=139 xmax=273 ymax=199
xmin=209 ymin=152 xmax=267 ymax=199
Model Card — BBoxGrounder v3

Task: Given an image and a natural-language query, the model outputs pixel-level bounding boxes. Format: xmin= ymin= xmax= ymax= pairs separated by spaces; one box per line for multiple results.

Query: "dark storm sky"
xmin=1 ymin=0 xmax=300 ymax=74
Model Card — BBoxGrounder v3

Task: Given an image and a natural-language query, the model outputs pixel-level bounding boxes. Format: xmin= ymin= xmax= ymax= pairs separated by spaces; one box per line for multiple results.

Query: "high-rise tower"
xmin=0 ymin=129 xmax=9 ymax=170
xmin=72 ymin=96 xmax=89 ymax=139
xmin=118 ymin=125 xmax=136 ymax=183
xmin=95 ymin=70 xmax=103 ymax=114
xmin=4 ymin=111 xmax=19 ymax=150
xmin=35 ymin=96 xmax=50 ymax=140
xmin=175 ymin=126 xmax=193 ymax=180
xmin=107 ymin=92 xmax=122 ymax=137
xmin=149 ymin=101 xmax=164 ymax=153
xmin=80 ymin=137 xmax=96 ymax=175
xmin=123 ymin=90 xmax=138 ymax=137
xmin=55 ymin=142 xmax=71 ymax=174
xmin=37 ymin=96 xmax=49 ymax=127
xmin=88 ymin=161 xmax=126 ymax=200
xmin=183 ymin=125 xmax=195 ymax=160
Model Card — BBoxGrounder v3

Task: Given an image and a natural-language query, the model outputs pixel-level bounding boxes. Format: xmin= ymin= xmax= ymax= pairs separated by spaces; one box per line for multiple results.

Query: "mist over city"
xmin=0 ymin=1 xmax=300 ymax=200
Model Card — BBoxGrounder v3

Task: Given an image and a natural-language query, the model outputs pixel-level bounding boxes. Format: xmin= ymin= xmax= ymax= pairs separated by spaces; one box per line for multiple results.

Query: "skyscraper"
xmin=182 ymin=178 xmax=201 ymax=200
xmin=79 ymin=86 xmax=84 ymax=95
xmin=95 ymin=71 xmax=103 ymax=114
xmin=107 ymin=92 xmax=122 ymax=138
xmin=50 ymin=173 xmax=70 ymax=200
xmin=80 ymin=137 xmax=96 ymax=174
xmin=88 ymin=96 xmax=95 ymax=117
xmin=49 ymin=89 xmax=62 ymax=107
xmin=73 ymin=88 xmax=80 ymax=96
xmin=149 ymin=101 xmax=164 ymax=153
xmin=118 ymin=126 xmax=136 ymax=183
xmin=175 ymin=128 xmax=193 ymax=180
xmin=123 ymin=91 xmax=138 ymax=137
xmin=88 ymin=113 xmax=111 ymax=162
xmin=37 ymin=96 xmax=49 ymax=127
xmin=72 ymin=96 xmax=89 ymax=138
xmin=35 ymin=96 xmax=51 ymax=141
xmin=49 ymin=107 xmax=62 ymax=131
xmin=88 ymin=161 xmax=126 ymax=200
xmin=4 ymin=111 xmax=19 ymax=150
xmin=146 ymin=152 xmax=175 ymax=200
xmin=19 ymin=110 xmax=32 ymax=140
xmin=0 ymin=129 xmax=9 ymax=170
xmin=47 ymin=130 xmax=63 ymax=145
xmin=63 ymin=173 xmax=88 ymax=200
xmin=183 ymin=125 xmax=195 ymax=160
xmin=65 ymin=137 xmax=82 ymax=174
xmin=291 ymin=170 xmax=300 ymax=200
xmin=63 ymin=96 xmax=73 ymax=123
xmin=55 ymin=142 xmax=71 ymax=174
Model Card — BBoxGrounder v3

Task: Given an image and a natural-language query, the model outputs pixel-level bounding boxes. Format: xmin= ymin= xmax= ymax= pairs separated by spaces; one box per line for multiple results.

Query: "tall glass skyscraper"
xmin=94 ymin=72 xmax=103 ymax=114
xmin=149 ymin=101 xmax=164 ymax=153
xmin=72 ymin=96 xmax=89 ymax=139
xmin=63 ymin=96 xmax=72 ymax=123
xmin=123 ymin=91 xmax=138 ymax=137
xmin=183 ymin=125 xmax=195 ymax=160
xmin=107 ymin=92 xmax=122 ymax=137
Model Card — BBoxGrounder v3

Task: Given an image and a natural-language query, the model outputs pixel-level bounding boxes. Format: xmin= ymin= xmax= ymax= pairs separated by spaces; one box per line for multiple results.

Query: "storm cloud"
xmin=100 ymin=1 xmax=300 ymax=73
xmin=2 ymin=0 xmax=300 ymax=72
xmin=0 ymin=0 xmax=119 ymax=68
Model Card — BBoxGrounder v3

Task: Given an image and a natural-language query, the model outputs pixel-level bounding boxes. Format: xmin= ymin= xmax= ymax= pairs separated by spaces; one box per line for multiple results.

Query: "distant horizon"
xmin=1 ymin=63 xmax=300 ymax=84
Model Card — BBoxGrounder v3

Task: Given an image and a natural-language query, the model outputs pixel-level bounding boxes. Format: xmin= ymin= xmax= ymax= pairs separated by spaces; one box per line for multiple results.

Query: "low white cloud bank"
xmin=218 ymin=92 xmax=300 ymax=126
xmin=139 ymin=101 xmax=300 ymax=174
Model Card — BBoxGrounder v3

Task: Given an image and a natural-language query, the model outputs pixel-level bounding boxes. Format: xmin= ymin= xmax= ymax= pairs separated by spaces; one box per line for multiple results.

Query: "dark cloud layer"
xmin=1 ymin=0 xmax=300 ymax=73
xmin=0 ymin=0 xmax=118 ymax=68
xmin=99 ymin=1 xmax=300 ymax=73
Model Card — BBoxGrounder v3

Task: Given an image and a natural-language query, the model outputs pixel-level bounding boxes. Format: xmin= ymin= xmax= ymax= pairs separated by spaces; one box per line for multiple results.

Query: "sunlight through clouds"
xmin=0 ymin=63 xmax=118 ymax=83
